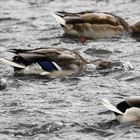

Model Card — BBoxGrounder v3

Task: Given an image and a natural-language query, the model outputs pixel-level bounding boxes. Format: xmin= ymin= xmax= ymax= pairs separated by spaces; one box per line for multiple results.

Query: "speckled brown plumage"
xmin=53 ymin=11 xmax=130 ymax=39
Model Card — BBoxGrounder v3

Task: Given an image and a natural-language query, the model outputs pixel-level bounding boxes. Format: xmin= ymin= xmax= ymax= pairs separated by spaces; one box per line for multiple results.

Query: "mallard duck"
xmin=0 ymin=48 xmax=87 ymax=78
xmin=52 ymin=11 xmax=130 ymax=43
xmin=103 ymin=96 xmax=140 ymax=124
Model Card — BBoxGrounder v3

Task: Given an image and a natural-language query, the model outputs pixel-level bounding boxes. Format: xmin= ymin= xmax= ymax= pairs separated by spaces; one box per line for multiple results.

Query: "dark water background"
xmin=0 ymin=0 xmax=140 ymax=139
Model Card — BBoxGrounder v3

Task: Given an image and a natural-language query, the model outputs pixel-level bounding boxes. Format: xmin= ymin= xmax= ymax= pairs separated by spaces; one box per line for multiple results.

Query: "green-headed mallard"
xmin=0 ymin=48 xmax=87 ymax=78
xmin=103 ymin=96 xmax=140 ymax=124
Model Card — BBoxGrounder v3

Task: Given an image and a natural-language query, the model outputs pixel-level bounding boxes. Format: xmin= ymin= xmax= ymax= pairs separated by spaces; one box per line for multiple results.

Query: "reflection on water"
xmin=0 ymin=0 xmax=140 ymax=139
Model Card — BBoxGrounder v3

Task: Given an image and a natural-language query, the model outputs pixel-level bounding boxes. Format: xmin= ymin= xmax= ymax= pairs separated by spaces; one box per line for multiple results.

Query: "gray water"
xmin=0 ymin=0 xmax=140 ymax=139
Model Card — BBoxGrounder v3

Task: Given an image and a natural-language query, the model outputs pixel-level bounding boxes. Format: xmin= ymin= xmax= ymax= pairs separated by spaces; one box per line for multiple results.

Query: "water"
xmin=0 ymin=0 xmax=140 ymax=139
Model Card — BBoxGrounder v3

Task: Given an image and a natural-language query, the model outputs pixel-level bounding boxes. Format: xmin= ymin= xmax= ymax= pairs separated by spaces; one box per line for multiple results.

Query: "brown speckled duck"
xmin=52 ymin=11 xmax=130 ymax=43
xmin=53 ymin=11 xmax=140 ymax=43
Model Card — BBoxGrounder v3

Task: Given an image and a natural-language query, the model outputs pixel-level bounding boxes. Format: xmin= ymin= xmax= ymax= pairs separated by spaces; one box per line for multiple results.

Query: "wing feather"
xmin=102 ymin=98 xmax=124 ymax=115
xmin=0 ymin=58 xmax=25 ymax=69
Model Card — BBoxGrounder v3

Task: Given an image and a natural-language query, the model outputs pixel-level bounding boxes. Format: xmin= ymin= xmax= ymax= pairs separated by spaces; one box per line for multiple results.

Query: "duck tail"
xmin=52 ymin=12 xmax=66 ymax=26
xmin=102 ymin=98 xmax=124 ymax=115
xmin=0 ymin=58 xmax=25 ymax=69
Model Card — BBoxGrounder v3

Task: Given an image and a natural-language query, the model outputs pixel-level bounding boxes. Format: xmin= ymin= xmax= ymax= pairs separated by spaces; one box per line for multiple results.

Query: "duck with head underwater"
xmin=102 ymin=96 xmax=140 ymax=124
xmin=0 ymin=47 xmax=131 ymax=78
xmin=52 ymin=11 xmax=130 ymax=44
xmin=52 ymin=11 xmax=140 ymax=43
xmin=0 ymin=48 xmax=87 ymax=78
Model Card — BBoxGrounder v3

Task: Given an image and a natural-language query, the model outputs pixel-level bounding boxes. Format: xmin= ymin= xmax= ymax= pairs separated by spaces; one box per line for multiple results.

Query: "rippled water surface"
xmin=0 ymin=0 xmax=140 ymax=139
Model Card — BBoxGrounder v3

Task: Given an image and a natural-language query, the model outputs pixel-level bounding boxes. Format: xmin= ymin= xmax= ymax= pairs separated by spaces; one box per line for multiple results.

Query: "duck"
xmin=102 ymin=96 xmax=140 ymax=124
xmin=0 ymin=48 xmax=87 ymax=78
xmin=52 ymin=11 xmax=130 ymax=43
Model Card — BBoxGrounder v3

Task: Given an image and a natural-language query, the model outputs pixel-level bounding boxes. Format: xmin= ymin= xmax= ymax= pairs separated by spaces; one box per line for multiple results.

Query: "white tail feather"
xmin=0 ymin=58 xmax=26 ymax=69
xmin=102 ymin=98 xmax=124 ymax=115
xmin=52 ymin=13 xmax=65 ymax=26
